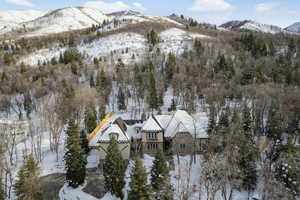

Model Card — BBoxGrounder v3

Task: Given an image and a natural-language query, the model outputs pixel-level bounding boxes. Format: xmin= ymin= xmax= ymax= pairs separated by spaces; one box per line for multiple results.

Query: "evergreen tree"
xmin=64 ymin=119 xmax=87 ymax=188
xmin=150 ymin=149 xmax=173 ymax=200
xmin=242 ymin=105 xmax=253 ymax=141
xmin=89 ymin=73 xmax=95 ymax=87
xmin=149 ymin=73 xmax=158 ymax=111
xmin=207 ymin=107 xmax=216 ymax=136
xmin=103 ymin=137 xmax=125 ymax=199
xmin=147 ymin=29 xmax=159 ymax=46
xmin=0 ymin=180 xmax=4 ymax=200
xmin=96 ymin=69 xmax=111 ymax=103
xmin=71 ymin=63 xmax=78 ymax=75
xmin=266 ymin=107 xmax=283 ymax=142
xmin=59 ymin=52 xmax=64 ymax=63
xmin=84 ymin=105 xmax=97 ymax=133
xmin=14 ymin=155 xmax=41 ymax=200
xmin=117 ymin=88 xmax=127 ymax=111
xmin=1 ymin=71 xmax=8 ymax=81
xmin=3 ymin=53 xmax=13 ymax=65
xmin=275 ymin=138 xmax=300 ymax=199
xmin=217 ymin=109 xmax=230 ymax=149
xmin=98 ymin=104 xmax=106 ymax=120
xmin=194 ymin=39 xmax=204 ymax=55
xmin=80 ymin=130 xmax=90 ymax=154
xmin=218 ymin=109 xmax=229 ymax=131
xmin=165 ymin=53 xmax=176 ymax=84
xmin=168 ymin=98 xmax=176 ymax=112
xmin=239 ymin=137 xmax=257 ymax=198
xmin=23 ymin=92 xmax=33 ymax=119
xmin=128 ymin=157 xmax=151 ymax=200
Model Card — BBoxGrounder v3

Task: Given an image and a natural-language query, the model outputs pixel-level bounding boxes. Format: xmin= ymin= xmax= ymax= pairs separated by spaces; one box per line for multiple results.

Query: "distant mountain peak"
xmin=219 ymin=20 xmax=288 ymax=34
xmin=107 ymin=10 xmax=141 ymax=17
xmin=285 ymin=22 xmax=300 ymax=33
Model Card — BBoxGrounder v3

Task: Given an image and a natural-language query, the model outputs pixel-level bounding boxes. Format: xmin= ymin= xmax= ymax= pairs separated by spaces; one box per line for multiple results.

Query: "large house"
xmin=88 ymin=110 xmax=208 ymax=160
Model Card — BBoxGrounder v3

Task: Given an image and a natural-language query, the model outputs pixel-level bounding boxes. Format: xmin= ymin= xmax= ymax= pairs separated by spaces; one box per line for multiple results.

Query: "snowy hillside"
xmin=78 ymin=32 xmax=148 ymax=65
xmin=18 ymin=44 xmax=66 ymax=66
xmin=21 ymin=28 xmax=211 ymax=67
xmin=285 ymin=22 xmax=300 ymax=33
xmin=158 ymin=28 xmax=210 ymax=55
xmin=0 ymin=10 xmax=46 ymax=27
xmin=220 ymin=20 xmax=287 ymax=34
xmin=98 ymin=10 xmax=182 ymax=33
xmin=0 ymin=7 xmax=108 ymax=37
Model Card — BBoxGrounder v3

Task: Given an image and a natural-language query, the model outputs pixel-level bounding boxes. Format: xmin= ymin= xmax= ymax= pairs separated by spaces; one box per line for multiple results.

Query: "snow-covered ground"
xmin=20 ymin=27 xmax=211 ymax=67
xmin=159 ymin=28 xmax=210 ymax=55
xmin=18 ymin=44 xmax=66 ymax=67
xmin=78 ymin=32 xmax=148 ymax=65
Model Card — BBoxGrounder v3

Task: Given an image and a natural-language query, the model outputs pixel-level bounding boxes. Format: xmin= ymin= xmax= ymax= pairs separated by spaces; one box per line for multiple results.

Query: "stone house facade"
xmin=88 ymin=110 xmax=208 ymax=161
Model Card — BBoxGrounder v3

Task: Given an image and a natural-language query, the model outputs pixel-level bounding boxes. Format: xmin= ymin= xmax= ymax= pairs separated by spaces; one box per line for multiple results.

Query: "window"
xmin=179 ymin=144 xmax=186 ymax=149
xmin=148 ymin=132 xmax=157 ymax=140
xmin=147 ymin=143 xmax=158 ymax=151
xmin=109 ymin=133 xmax=119 ymax=141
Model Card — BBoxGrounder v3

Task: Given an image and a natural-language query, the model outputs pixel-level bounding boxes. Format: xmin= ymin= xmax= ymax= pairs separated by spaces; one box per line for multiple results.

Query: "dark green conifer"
xmin=151 ymin=149 xmax=173 ymax=200
xmin=14 ymin=155 xmax=41 ymax=200
xmin=128 ymin=157 xmax=151 ymax=200
xmin=103 ymin=137 xmax=125 ymax=199
xmin=64 ymin=119 xmax=87 ymax=188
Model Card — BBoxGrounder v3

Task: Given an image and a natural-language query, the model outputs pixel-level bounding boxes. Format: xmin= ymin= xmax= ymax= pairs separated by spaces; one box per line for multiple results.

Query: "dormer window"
xmin=109 ymin=132 xmax=119 ymax=141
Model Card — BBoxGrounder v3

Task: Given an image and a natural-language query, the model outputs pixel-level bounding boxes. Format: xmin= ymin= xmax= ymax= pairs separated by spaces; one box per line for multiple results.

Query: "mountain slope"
xmin=98 ymin=10 xmax=183 ymax=33
xmin=0 ymin=10 xmax=47 ymax=36
xmin=19 ymin=28 xmax=212 ymax=67
xmin=0 ymin=10 xmax=47 ymax=26
xmin=285 ymin=22 xmax=300 ymax=33
xmin=220 ymin=20 xmax=285 ymax=34
xmin=0 ymin=7 xmax=108 ymax=37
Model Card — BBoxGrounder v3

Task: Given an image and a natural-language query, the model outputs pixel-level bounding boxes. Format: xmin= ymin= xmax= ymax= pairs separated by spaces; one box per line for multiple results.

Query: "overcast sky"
xmin=0 ymin=0 xmax=299 ymax=27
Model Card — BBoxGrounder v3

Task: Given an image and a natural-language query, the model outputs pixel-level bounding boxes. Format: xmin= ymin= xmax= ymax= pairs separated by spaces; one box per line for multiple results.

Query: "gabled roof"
xmin=89 ymin=113 xmax=130 ymax=146
xmin=154 ymin=115 xmax=172 ymax=129
xmin=164 ymin=110 xmax=196 ymax=137
xmin=142 ymin=115 xmax=163 ymax=132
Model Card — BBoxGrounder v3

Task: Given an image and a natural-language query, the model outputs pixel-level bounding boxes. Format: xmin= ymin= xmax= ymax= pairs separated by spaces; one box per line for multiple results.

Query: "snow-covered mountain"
xmin=0 ymin=7 xmax=108 ymax=37
xmin=97 ymin=10 xmax=183 ymax=33
xmin=0 ymin=9 xmax=47 ymax=26
xmin=0 ymin=10 xmax=47 ymax=36
xmin=285 ymin=22 xmax=300 ymax=33
xmin=220 ymin=20 xmax=285 ymax=34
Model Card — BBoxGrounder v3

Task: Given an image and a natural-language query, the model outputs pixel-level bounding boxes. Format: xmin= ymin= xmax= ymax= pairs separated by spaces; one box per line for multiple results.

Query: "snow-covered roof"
xmin=155 ymin=115 xmax=172 ymax=129
xmin=142 ymin=115 xmax=163 ymax=132
xmin=164 ymin=110 xmax=195 ymax=137
xmin=141 ymin=110 xmax=208 ymax=139
xmin=99 ymin=124 xmax=129 ymax=142
xmin=89 ymin=113 xmax=130 ymax=146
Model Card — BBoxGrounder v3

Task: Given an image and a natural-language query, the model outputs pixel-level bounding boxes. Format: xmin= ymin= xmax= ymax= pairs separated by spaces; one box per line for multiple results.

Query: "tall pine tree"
xmin=80 ymin=130 xmax=90 ymax=154
xmin=207 ymin=107 xmax=216 ymax=136
xmin=117 ymin=88 xmax=127 ymax=111
xmin=0 ymin=179 xmax=4 ymax=200
xmin=128 ymin=157 xmax=151 ymax=200
xmin=64 ymin=119 xmax=87 ymax=188
xmin=103 ymin=137 xmax=125 ymax=199
xmin=84 ymin=105 xmax=97 ymax=134
xmin=151 ymin=149 xmax=173 ymax=200
xmin=14 ymin=155 xmax=41 ymax=200
xmin=149 ymin=73 xmax=158 ymax=111
xmin=266 ymin=107 xmax=283 ymax=142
